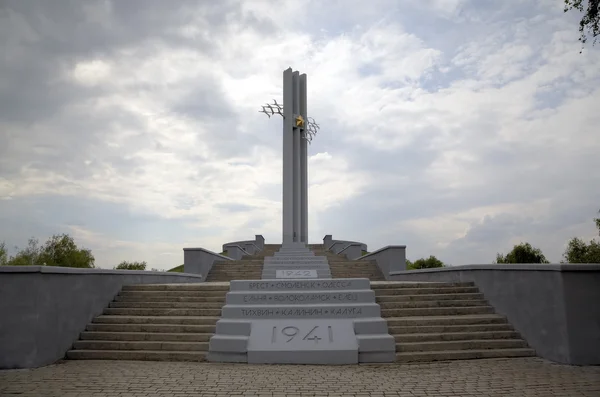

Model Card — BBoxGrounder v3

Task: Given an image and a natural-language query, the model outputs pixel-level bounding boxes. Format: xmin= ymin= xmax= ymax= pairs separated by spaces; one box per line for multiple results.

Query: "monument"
xmin=259 ymin=68 xmax=319 ymax=244
xmin=207 ymin=68 xmax=395 ymax=364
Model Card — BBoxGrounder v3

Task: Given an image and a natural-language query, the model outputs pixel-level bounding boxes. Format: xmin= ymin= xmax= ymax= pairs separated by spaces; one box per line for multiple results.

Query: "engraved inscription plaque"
xmin=247 ymin=319 xmax=358 ymax=364
xmin=276 ymin=269 xmax=318 ymax=278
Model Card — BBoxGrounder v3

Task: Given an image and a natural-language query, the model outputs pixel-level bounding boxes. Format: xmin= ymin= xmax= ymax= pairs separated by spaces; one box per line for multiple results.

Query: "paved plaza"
xmin=1 ymin=358 xmax=599 ymax=397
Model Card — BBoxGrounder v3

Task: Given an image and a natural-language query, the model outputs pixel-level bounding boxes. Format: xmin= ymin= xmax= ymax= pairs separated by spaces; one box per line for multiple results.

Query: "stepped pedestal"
xmin=261 ymin=244 xmax=331 ymax=279
xmin=207 ymin=277 xmax=395 ymax=364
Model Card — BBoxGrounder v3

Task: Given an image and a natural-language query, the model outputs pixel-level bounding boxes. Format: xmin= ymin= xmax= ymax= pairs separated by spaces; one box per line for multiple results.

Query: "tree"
xmin=0 ymin=241 xmax=8 ymax=266
xmin=1 ymin=234 xmax=95 ymax=268
xmin=39 ymin=234 xmax=95 ymax=268
xmin=495 ymin=242 xmax=549 ymax=264
xmin=562 ymin=210 xmax=600 ymax=263
xmin=407 ymin=255 xmax=445 ymax=270
xmin=6 ymin=237 xmax=44 ymax=266
xmin=564 ymin=0 xmax=600 ymax=49
xmin=115 ymin=261 xmax=147 ymax=271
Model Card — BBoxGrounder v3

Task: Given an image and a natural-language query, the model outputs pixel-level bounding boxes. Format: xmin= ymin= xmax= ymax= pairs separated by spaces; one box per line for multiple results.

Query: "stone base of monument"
xmin=207 ymin=278 xmax=396 ymax=364
xmin=262 ymin=244 xmax=332 ymax=279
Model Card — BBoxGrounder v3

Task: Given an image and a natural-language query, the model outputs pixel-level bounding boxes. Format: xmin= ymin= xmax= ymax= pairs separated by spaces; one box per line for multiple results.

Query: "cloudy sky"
xmin=1 ymin=0 xmax=598 ymax=269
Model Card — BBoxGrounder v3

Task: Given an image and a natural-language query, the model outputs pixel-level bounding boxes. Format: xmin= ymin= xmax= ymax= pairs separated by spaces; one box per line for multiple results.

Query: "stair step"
xmin=371 ymin=282 xmax=474 ymax=289
xmin=80 ymin=331 xmax=213 ymax=342
xmin=376 ymin=293 xmax=484 ymax=302
xmin=66 ymin=350 xmax=207 ymax=362
xmin=121 ymin=284 xmax=229 ymax=291
xmin=86 ymin=323 xmax=216 ymax=333
xmin=393 ymin=331 xmax=519 ymax=343
xmin=388 ymin=323 xmax=514 ymax=334
xmin=381 ymin=306 xmax=495 ymax=317
xmin=395 ymin=348 xmax=536 ymax=362
xmin=72 ymin=340 xmax=209 ymax=351
xmin=379 ymin=300 xmax=487 ymax=309
xmin=103 ymin=308 xmax=221 ymax=316
xmin=93 ymin=316 xmax=221 ymax=325
xmin=374 ymin=287 xmax=480 ymax=295
xmin=385 ymin=314 xmax=508 ymax=326
xmin=396 ymin=339 xmax=528 ymax=352
xmin=114 ymin=296 xmax=226 ymax=303
xmin=119 ymin=291 xmax=228 ymax=297
xmin=109 ymin=301 xmax=224 ymax=309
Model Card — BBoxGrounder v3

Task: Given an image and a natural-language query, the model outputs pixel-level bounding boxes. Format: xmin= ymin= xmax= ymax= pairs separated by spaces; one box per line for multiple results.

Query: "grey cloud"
xmin=0 ymin=0 xmax=260 ymax=184
xmin=216 ymin=203 xmax=256 ymax=213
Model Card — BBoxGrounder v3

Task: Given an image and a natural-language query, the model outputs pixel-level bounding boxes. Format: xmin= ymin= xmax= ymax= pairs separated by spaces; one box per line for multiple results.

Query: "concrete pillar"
xmin=282 ymin=68 xmax=294 ymax=244
xmin=299 ymin=73 xmax=308 ymax=244
xmin=282 ymin=67 xmax=309 ymax=244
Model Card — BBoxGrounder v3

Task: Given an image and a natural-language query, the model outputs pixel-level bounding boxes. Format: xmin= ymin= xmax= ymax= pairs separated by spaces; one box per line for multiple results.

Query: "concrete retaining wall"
xmin=184 ymin=247 xmax=232 ymax=277
xmin=223 ymin=235 xmax=265 ymax=254
xmin=0 ymin=266 xmax=203 ymax=369
xmin=323 ymin=235 xmax=367 ymax=252
xmin=389 ymin=264 xmax=600 ymax=365
xmin=359 ymin=246 xmax=407 ymax=280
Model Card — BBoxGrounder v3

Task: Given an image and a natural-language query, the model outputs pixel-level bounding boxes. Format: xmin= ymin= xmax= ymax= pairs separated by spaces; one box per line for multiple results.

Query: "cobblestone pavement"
xmin=1 ymin=358 xmax=599 ymax=397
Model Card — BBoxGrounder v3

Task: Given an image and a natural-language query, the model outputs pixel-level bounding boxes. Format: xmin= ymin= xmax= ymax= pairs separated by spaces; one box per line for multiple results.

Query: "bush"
xmin=563 ymin=211 xmax=600 ymax=263
xmin=0 ymin=241 xmax=7 ymax=266
xmin=407 ymin=256 xmax=445 ymax=270
xmin=1 ymin=234 xmax=95 ymax=268
xmin=114 ymin=261 xmax=147 ymax=271
xmin=495 ymin=242 xmax=549 ymax=264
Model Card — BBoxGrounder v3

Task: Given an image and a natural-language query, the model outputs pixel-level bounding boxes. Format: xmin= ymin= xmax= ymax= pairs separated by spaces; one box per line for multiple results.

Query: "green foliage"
xmin=564 ymin=0 xmax=600 ymax=49
xmin=562 ymin=210 xmax=600 ymax=263
xmin=563 ymin=238 xmax=600 ymax=263
xmin=495 ymin=242 xmax=549 ymax=264
xmin=6 ymin=237 xmax=44 ymax=266
xmin=406 ymin=256 xmax=445 ymax=270
xmin=168 ymin=264 xmax=184 ymax=272
xmin=361 ymin=250 xmax=369 ymax=256
xmin=115 ymin=261 xmax=147 ymax=271
xmin=40 ymin=234 xmax=95 ymax=268
xmin=1 ymin=234 xmax=95 ymax=268
xmin=0 ymin=241 xmax=8 ymax=266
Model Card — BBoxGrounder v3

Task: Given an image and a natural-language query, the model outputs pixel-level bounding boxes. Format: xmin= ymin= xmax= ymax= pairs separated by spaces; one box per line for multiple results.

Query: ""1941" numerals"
xmin=271 ymin=325 xmax=334 ymax=344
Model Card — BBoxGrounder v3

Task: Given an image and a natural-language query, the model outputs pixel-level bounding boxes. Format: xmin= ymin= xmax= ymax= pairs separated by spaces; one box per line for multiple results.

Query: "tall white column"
xmin=282 ymin=68 xmax=294 ymax=244
xmin=282 ymin=67 xmax=309 ymax=245
xmin=292 ymin=71 xmax=302 ymax=243
xmin=299 ymin=73 xmax=308 ymax=244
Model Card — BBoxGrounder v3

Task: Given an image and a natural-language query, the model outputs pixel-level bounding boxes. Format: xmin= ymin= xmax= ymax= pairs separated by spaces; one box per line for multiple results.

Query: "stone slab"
xmin=225 ymin=290 xmax=376 ymax=305
xmin=275 ymin=269 xmax=318 ymax=278
xmin=262 ymin=263 xmax=330 ymax=269
xmin=261 ymin=270 xmax=331 ymax=280
xmin=208 ymin=335 xmax=248 ymax=352
xmin=262 ymin=263 xmax=330 ymax=268
xmin=353 ymin=318 xmax=390 ymax=335
xmin=230 ymin=278 xmax=371 ymax=292
xmin=215 ymin=319 xmax=252 ymax=336
xmin=264 ymin=259 xmax=328 ymax=264
xmin=265 ymin=257 xmax=327 ymax=262
xmin=356 ymin=334 xmax=396 ymax=352
xmin=247 ymin=319 xmax=358 ymax=364
xmin=221 ymin=303 xmax=381 ymax=319
xmin=262 ymin=270 xmax=330 ymax=277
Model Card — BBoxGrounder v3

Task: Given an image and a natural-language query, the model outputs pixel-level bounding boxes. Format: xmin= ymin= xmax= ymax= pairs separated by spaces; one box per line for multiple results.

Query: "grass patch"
xmin=168 ymin=264 xmax=184 ymax=272
xmin=361 ymin=250 xmax=369 ymax=256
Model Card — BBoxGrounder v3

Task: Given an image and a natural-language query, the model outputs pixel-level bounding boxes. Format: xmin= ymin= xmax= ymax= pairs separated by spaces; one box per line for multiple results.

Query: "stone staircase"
xmin=66 ymin=245 xmax=535 ymax=363
xmin=205 ymin=260 xmax=263 ymax=282
xmin=371 ymin=281 xmax=535 ymax=362
xmin=207 ymin=244 xmax=385 ymax=281
xmin=66 ymin=283 xmax=229 ymax=361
